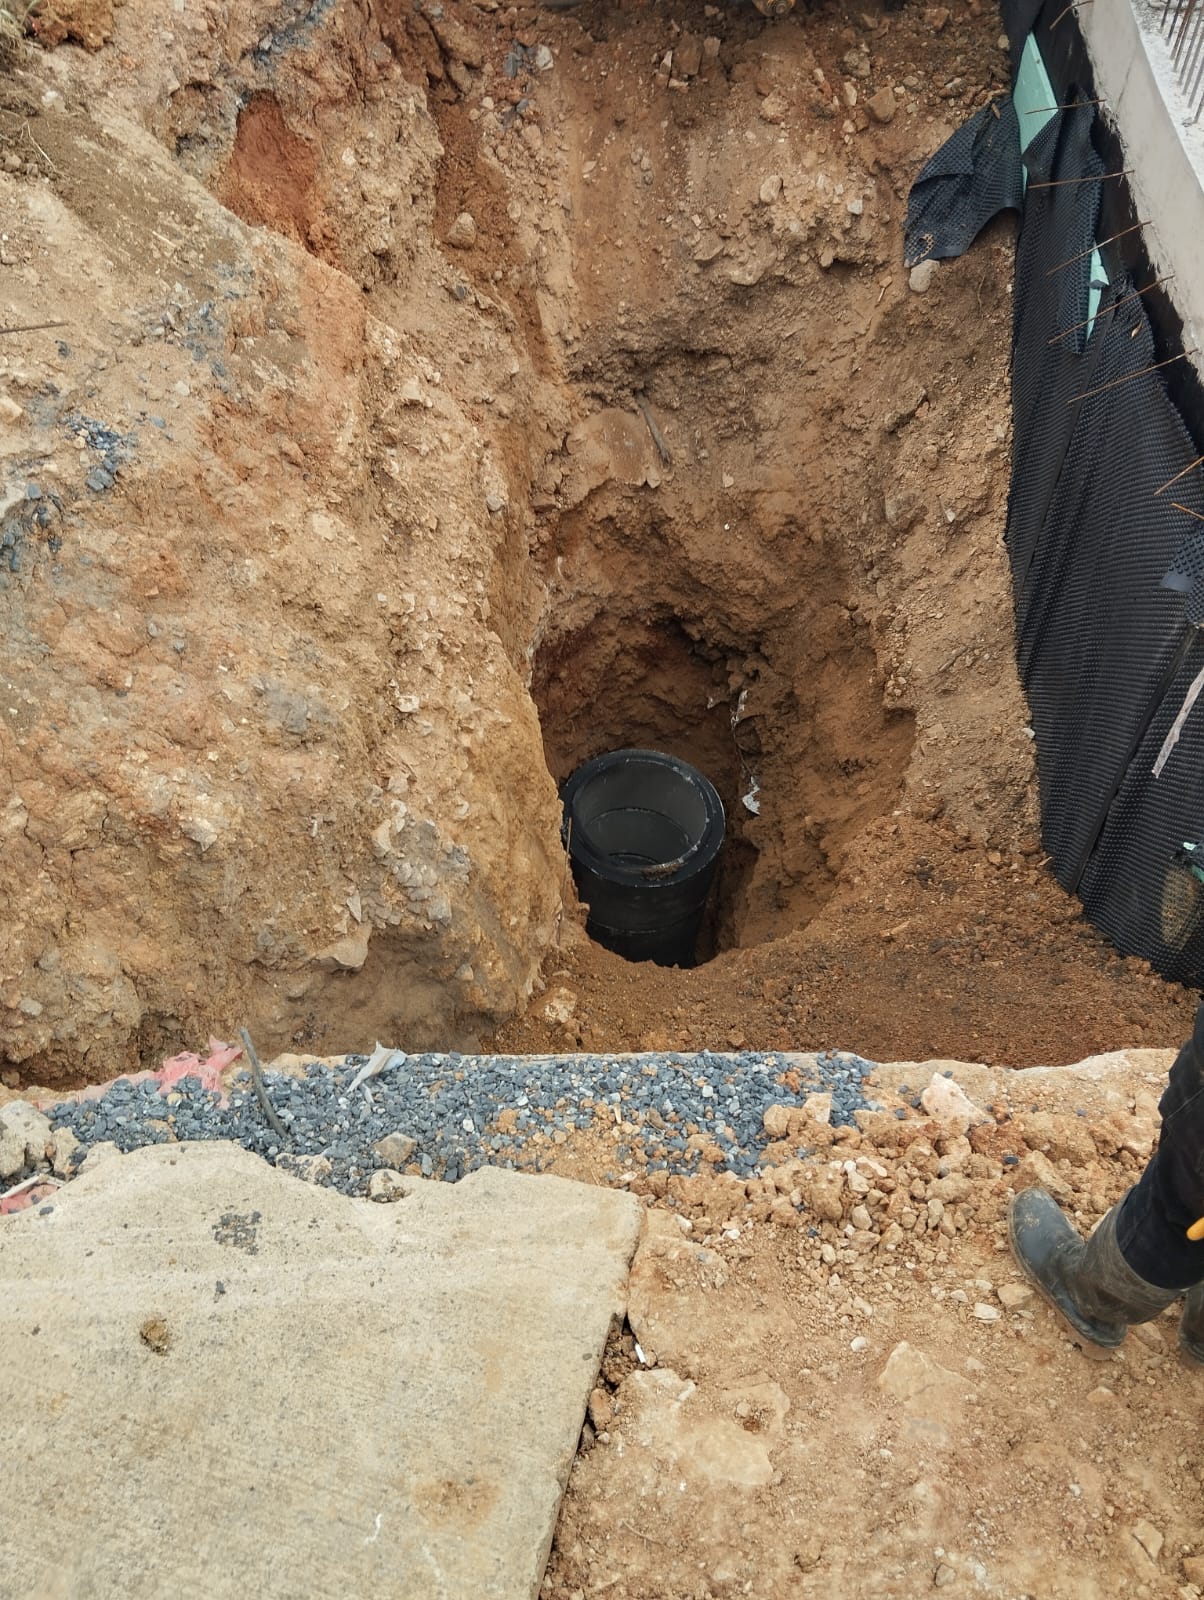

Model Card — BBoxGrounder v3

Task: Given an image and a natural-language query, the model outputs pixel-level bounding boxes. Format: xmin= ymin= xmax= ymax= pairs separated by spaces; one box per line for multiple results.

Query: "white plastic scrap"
xmin=742 ymin=777 xmax=761 ymax=816
xmin=346 ymin=1041 xmax=406 ymax=1094
xmin=0 ymin=1172 xmax=63 ymax=1206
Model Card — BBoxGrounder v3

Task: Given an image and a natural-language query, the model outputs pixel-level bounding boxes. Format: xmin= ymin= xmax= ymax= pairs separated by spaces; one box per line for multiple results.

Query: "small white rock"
xmin=909 ymin=258 xmax=940 ymax=294
xmin=447 ymin=211 xmax=478 ymax=249
xmin=802 ymin=1092 xmax=832 ymax=1125
xmin=368 ymin=1168 xmax=408 ymax=1203
xmin=919 ymin=1072 xmax=987 ymax=1130
xmin=541 ymin=986 xmax=577 ymax=1024
xmin=0 ymin=1101 xmax=52 ymax=1181
xmin=997 ymin=1281 xmax=1034 ymax=1311
xmin=850 ymin=1336 xmax=869 ymax=1352
xmin=973 ymin=1302 xmax=1002 ymax=1322
xmin=49 ymin=1127 xmax=81 ymax=1178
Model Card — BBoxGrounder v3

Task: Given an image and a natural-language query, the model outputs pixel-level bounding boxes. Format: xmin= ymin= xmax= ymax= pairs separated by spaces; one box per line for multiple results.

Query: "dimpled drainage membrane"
xmin=46 ymin=1050 xmax=881 ymax=1195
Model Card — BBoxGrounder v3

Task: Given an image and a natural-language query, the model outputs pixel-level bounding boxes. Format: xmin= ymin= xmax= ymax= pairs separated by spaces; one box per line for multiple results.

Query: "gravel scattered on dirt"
xmin=38 ymin=1050 xmax=879 ymax=1194
xmin=8 ymin=1039 xmax=1199 ymax=1598
xmin=540 ymin=1047 xmax=1203 ymax=1600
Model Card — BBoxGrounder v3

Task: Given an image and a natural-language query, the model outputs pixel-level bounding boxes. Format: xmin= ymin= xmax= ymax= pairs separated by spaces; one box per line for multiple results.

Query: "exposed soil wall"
xmin=0 ymin=7 xmax=571 ymax=1082
xmin=0 ymin=0 xmax=1197 ymax=1086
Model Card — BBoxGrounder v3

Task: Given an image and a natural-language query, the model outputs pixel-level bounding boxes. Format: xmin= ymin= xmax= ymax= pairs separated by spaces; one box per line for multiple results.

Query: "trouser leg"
xmin=1009 ymin=999 xmax=1204 ymax=1355
xmin=1182 ymin=1283 xmax=1204 ymax=1362
xmin=1114 ymin=1000 xmax=1204 ymax=1292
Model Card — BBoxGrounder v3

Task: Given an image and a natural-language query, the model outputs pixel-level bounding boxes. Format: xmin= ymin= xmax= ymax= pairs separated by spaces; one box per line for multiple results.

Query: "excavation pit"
xmin=532 ymin=572 xmax=916 ymax=961
xmin=3 ymin=0 xmax=1199 ymax=1092
xmin=10 ymin=11 xmax=1204 ymax=1594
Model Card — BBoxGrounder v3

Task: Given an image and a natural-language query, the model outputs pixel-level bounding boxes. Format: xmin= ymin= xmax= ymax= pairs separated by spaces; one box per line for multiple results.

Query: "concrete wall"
xmin=1078 ymin=0 xmax=1204 ymax=383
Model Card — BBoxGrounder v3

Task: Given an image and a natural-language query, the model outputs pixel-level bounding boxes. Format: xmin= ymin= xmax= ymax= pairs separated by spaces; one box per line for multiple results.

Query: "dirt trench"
xmin=1 ymin=0 xmax=1199 ymax=1088
xmin=396 ymin=1 xmax=1197 ymax=1065
xmin=389 ymin=0 xmax=1196 ymax=1065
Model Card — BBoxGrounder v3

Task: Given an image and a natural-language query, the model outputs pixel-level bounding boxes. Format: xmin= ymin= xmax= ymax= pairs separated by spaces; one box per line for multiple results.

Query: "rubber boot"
xmin=1180 ymin=1282 xmax=1204 ymax=1364
xmin=1008 ymin=1189 xmax=1180 ymax=1353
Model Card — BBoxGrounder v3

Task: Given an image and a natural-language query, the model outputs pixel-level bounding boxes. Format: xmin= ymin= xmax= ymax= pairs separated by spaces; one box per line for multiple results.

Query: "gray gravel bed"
xmin=46 ymin=1050 xmax=880 ymax=1196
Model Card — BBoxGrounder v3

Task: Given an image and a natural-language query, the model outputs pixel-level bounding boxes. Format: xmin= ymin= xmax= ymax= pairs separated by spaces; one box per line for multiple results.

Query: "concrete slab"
xmin=0 ymin=1142 xmax=641 ymax=1600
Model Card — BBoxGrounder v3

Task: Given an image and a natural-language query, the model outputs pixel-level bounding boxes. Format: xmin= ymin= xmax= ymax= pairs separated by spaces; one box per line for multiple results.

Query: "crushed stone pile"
xmin=22 ymin=1049 xmax=878 ymax=1197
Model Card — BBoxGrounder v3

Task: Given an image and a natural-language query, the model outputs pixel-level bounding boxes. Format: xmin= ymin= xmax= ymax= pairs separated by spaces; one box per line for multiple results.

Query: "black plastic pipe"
xmin=562 ymin=748 xmax=726 ymax=967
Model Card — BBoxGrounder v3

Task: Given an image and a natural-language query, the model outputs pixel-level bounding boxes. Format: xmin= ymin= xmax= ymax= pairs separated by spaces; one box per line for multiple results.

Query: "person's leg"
xmin=1182 ymin=1283 xmax=1204 ymax=1361
xmin=1113 ymin=1000 xmax=1204 ymax=1291
xmin=1120 ymin=998 xmax=1204 ymax=1359
xmin=1009 ymin=1000 xmax=1204 ymax=1352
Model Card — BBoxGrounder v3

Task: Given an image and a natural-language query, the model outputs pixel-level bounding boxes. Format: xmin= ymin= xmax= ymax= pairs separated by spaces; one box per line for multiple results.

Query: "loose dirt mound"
xmin=0 ymin=0 xmax=1195 ymax=1092
xmin=538 ymin=1050 xmax=1204 ymax=1600
xmin=7 ymin=1042 xmax=1201 ymax=1597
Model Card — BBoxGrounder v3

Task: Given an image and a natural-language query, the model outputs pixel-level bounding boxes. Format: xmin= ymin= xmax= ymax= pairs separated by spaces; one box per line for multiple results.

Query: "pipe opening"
xmin=563 ymin=749 xmax=725 ymax=967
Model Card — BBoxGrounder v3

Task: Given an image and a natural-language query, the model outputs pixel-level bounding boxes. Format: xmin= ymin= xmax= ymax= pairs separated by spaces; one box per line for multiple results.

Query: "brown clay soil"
xmin=1 ymin=0 xmax=1198 ymax=1085
xmin=458 ymin=0 xmax=1199 ymax=1073
xmin=526 ymin=1049 xmax=1204 ymax=1600
xmin=417 ymin=0 xmax=1199 ymax=1073
xmin=4 ymin=4 xmax=1204 ymax=1593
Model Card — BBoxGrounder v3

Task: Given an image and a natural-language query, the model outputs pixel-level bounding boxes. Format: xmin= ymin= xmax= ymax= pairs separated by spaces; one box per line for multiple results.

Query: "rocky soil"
xmin=1 ymin=0 xmax=1199 ymax=1087
xmin=5 ymin=1038 xmax=1203 ymax=1597
xmin=2 ymin=0 xmax=573 ymax=1083
xmin=3 ymin=2 xmax=1202 ymax=1591
xmin=538 ymin=1047 xmax=1204 ymax=1600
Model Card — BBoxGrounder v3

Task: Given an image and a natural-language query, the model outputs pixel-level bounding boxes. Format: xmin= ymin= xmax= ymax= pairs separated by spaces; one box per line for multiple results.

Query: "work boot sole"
xmin=1007 ymin=1203 xmax=1122 ymax=1361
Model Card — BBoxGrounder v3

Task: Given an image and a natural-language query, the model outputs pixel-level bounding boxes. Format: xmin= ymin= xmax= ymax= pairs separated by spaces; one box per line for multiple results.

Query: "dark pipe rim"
xmin=562 ymin=748 xmax=725 ymax=888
